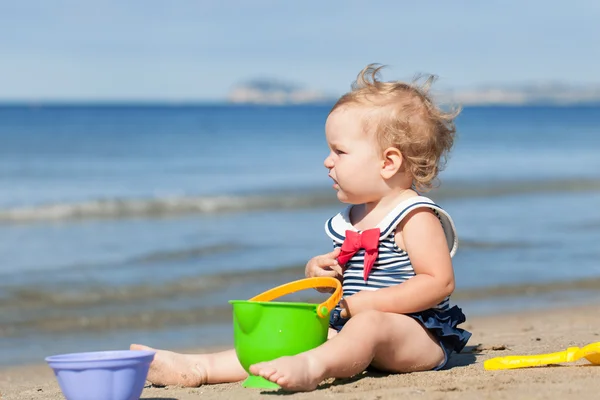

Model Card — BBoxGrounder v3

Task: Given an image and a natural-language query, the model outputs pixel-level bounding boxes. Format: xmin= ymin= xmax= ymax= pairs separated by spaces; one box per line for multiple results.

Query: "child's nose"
xmin=324 ymin=154 xmax=334 ymax=169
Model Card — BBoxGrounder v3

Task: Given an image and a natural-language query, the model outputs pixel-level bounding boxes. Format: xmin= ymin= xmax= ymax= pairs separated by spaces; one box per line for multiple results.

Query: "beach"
xmin=2 ymin=105 xmax=600 ymax=367
xmin=1 ymin=105 xmax=599 ymax=398
xmin=2 ymin=303 xmax=599 ymax=400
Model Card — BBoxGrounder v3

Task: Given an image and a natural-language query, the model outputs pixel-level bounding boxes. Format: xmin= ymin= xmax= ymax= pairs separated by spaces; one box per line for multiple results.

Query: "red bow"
xmin=337 ymin=228 xmax=380 ymax=281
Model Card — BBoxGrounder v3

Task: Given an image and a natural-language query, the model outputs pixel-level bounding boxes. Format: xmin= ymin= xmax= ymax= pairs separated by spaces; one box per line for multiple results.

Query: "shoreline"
xmin=3 ymin=278 xmax=600 ymax=369
xmin=3 ymin=302 xmax=600 ymax=399
xmin=4 ymin=275 xmax=600 ymax=336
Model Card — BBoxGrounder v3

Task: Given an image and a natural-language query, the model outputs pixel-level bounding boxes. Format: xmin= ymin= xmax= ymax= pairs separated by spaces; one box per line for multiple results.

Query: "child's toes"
xmin=269 ymin=370 xmax=284 ymax=383
xmin=250 ymin=363 xmax=275 ymax=378
xmin=248 ymin=363 xmax=262 ymax=375
xmin=275 ymin=375 xmax=289 ymax=386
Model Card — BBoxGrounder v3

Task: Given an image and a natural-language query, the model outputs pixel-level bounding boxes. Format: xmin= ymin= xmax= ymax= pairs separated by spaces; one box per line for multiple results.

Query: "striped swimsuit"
xmin=324 ymin=196 xmax=470 ymax=369
xmin=326 ymin=196 xmax=458 ymax=312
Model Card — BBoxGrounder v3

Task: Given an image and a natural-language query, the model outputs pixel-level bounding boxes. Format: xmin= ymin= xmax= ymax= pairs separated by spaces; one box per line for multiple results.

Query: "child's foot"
xmin=249 ymin=353 xmax=326 ymax=392
xmin=130 ymin=344 xmax=208 ymax=387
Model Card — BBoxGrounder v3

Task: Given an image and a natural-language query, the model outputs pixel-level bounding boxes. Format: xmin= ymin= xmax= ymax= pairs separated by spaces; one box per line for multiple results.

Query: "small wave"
xmin=436 ymin=178 xmax=600 ymax=200
xmin=452 ymin=277 xmax=600 ymax=301
xmin=0 ymin=192 xmax=337 ymax=223
xmin=572 ymin=220 xmax=600 ymax=231
xmin=0 ymin=263 xmax=305 ymax=310
xmin=129 ymin=243 xmax=243 ymax=264
xmin=0 ymin=241 xmax=248 ymax=280
xmin=1 ymin=178 xmax=599 ymax=224
xmin=458 ymin=239 xmax=538 ymax=250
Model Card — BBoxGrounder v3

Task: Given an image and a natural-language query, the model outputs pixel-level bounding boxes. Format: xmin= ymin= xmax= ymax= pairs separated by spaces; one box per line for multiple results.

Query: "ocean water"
xmin=1 ymin=104 xmax=600 ymax=366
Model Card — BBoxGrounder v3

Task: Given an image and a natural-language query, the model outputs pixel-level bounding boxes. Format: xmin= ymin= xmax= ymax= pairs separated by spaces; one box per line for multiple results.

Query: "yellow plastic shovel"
xmin=484 ymin=342 xmax=600 ymax=370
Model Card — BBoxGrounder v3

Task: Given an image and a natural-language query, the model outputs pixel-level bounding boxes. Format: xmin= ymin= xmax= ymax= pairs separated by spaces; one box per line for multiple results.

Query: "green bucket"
xmin=229 ymin=277 xmax=342 ymax=389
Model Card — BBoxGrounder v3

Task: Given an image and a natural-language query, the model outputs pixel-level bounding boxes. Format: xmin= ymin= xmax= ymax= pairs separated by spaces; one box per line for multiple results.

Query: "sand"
xmin=2 ymin=304 xmax=599 ymax=400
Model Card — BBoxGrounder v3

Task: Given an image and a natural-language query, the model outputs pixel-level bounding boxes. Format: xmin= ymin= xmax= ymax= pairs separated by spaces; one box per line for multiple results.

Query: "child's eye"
xmin=335 ymin=149 xmax=346 ymax=155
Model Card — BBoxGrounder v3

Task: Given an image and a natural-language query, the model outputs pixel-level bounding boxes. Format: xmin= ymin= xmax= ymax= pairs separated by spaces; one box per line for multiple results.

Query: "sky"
xmin=1 ymin=0 xmax=599 ymax=102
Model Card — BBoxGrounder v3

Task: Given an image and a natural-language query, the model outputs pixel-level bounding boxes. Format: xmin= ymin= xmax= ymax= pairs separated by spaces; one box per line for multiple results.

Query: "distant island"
xmin=227 ymin=79 xmax=600 ymax=106
xmin=442 ymin=83 xmax=600 ymax=106
xmin=227 ymin=79 xmax=334 ymax=105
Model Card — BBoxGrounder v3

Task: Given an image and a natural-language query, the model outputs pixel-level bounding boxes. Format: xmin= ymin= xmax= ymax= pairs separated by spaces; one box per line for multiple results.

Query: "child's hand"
xmin=339 ymin=292 xmax=367 ymax=318
xmin=305 ymin=248 xmax=343 ymax=293
xmin=340 ymin=297 xmax=350 ymax=318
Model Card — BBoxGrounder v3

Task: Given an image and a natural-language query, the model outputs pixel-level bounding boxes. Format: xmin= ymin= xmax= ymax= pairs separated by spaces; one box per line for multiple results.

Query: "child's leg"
xmin=250 ymin=310 xmax=444 ymax=392
xmin=130 ymin=328 xmax=338 ymax=387
xmin=130 ymin=344 xmax=247 ymax=387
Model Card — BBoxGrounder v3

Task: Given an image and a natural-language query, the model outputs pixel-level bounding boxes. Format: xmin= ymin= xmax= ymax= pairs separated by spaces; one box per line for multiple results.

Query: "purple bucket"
xmin=45 ymin=350 xmax=155 ymax=400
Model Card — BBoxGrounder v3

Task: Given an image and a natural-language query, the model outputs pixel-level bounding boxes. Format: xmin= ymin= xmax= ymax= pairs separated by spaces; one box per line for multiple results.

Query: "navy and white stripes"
xmin=324 ymin=196 xmax=458 ymax=311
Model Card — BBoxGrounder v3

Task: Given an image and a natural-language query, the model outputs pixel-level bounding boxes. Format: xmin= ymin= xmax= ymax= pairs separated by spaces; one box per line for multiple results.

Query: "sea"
xmin=1 ymin=104 xmax=600 ymax=366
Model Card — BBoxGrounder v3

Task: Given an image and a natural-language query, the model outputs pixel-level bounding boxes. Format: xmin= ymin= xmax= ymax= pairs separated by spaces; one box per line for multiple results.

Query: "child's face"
xmin=324 ymin=106 xmax=386 ymax=204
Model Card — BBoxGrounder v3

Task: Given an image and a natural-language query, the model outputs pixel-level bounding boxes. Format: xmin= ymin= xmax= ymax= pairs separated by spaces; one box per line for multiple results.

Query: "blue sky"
xmin=1 ymin=1 xmax=599 ymax=101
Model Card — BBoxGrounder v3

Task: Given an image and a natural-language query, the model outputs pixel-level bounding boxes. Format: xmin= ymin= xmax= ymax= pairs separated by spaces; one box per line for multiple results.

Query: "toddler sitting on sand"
xmin=132 ymin=64 xmax=471 ymax=392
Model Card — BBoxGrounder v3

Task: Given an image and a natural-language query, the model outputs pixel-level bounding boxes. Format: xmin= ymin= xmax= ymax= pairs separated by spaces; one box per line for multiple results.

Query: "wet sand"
xmin=2 ymin=303 xmax=600 ymax=400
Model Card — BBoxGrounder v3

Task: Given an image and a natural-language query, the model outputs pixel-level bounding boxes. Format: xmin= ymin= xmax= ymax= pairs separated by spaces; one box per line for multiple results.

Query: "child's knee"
xmin=327 ymin=327 xmax=338 ymax=339
xmin=346 ymin=310 xmax=389 ymax=330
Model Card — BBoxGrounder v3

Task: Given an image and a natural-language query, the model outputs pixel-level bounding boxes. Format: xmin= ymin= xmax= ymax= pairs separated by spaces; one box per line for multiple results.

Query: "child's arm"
xmin=340 ymin=208 xmax=455 ymax=317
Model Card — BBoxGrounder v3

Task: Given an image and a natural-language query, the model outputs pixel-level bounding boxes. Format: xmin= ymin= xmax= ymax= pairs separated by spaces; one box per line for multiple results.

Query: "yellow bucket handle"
xmin=249 ymin=277 xmax=343 ymax=319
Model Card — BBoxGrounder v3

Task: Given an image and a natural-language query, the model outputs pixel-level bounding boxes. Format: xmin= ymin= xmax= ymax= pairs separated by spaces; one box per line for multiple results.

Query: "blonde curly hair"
xmin=330 ymin=64 xmax=460 ymax=192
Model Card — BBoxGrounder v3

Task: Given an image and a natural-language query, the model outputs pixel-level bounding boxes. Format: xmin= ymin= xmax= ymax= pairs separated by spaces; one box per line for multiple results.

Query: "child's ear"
xmin=380 ymin=147 xmax=403 ymax=179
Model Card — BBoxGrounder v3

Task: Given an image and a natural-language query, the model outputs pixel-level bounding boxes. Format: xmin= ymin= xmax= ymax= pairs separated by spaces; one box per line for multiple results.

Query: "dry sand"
xmin=2 ymin=304 xmax=599 ymax=400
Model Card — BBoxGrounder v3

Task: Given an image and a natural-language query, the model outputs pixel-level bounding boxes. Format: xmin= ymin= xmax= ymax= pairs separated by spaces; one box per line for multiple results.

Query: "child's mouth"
xmin=329 ymin=176 xmax=339 ymax=189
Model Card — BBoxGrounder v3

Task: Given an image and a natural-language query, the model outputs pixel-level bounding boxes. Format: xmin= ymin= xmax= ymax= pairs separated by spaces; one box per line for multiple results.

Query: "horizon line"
xmin=1 ymin=100 xmax=600 ymax=108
